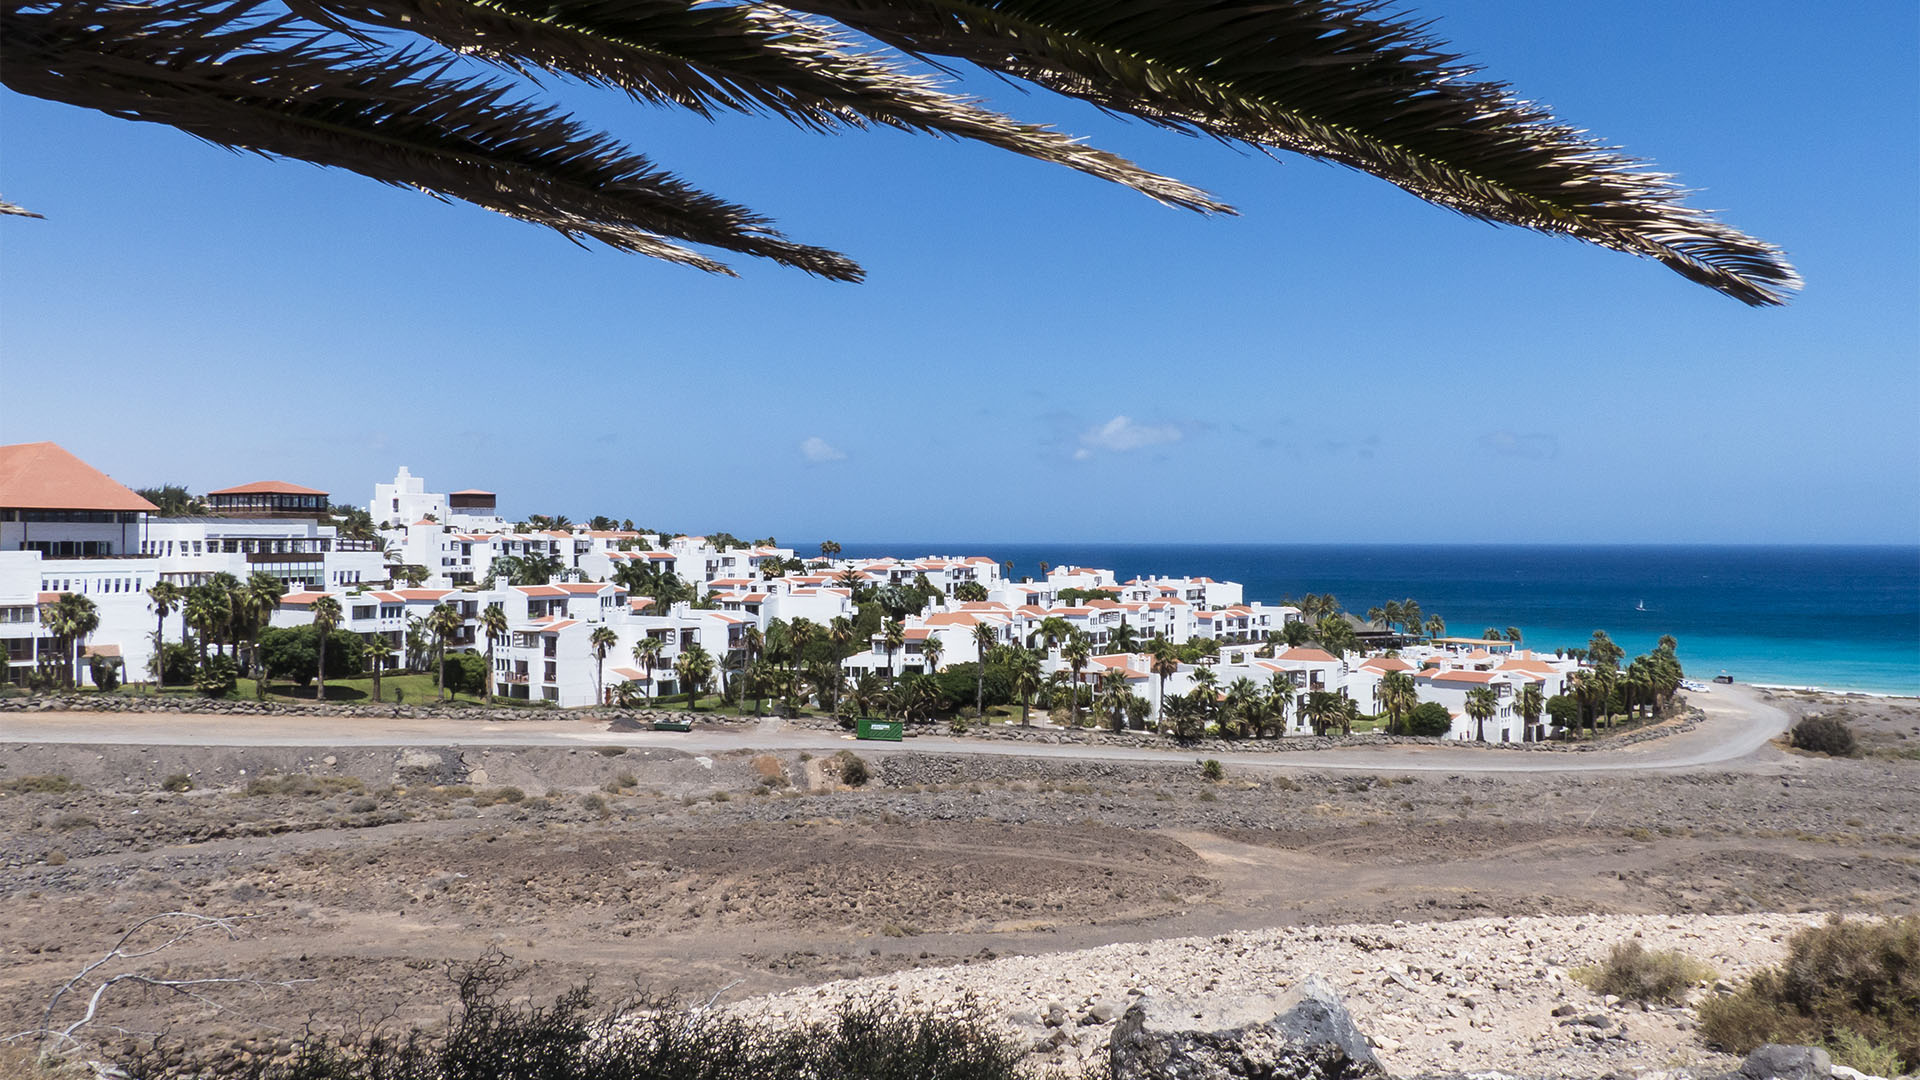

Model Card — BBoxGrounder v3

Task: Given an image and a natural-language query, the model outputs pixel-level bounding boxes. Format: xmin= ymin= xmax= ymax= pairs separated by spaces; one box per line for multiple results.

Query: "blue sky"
xmin=2 ymin=0 xmax=1916 ymax=545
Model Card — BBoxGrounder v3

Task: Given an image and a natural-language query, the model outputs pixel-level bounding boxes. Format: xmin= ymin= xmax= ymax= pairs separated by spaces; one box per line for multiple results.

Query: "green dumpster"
xmin=651 ymin=719 xmax=694 ymax=732
xmin=855 ymin=718 xmax=902 ymax=742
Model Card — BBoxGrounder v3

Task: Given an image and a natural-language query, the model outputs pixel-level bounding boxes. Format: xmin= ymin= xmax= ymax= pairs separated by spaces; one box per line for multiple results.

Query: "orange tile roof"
xmin=0 ymin=442 xmax=158 ymax=513
xmin=1424 ymin=669 xmax=1498 ymax=684
xmin=207 ymin=480 xmax=327 ymax=496
xmin=393 ymin=589 xmax=452 ymax=601
xmin=540 ymin=619 xmax=578 ymax=632
xmin=1275 ymin=648 xmax=1338 ymax=663
xmin=278 ymin=592 xmax=326 ymax=606
xmin=1361 ymin=657 xmax=1414 ymax=672
xmin=555 ymin=583 xmax=609 ymax=594
xmin=629 ymin=598 xmax=654 ymax=611
xmin=611 ymin=667 xmax=650 ymax=680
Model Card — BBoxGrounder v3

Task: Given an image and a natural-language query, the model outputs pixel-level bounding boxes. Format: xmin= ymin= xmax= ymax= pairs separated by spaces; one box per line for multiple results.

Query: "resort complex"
xmin=3 ymin=442 xmax=1682 ymax=742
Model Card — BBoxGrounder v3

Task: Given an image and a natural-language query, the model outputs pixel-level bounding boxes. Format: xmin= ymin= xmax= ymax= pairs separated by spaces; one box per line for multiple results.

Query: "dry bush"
xmin=2 ymin=775 xmax=79 ymax=795
xmin=1574 ymin=941 xmax=1716 ymax=1004
xmin=1699 ymin=915 xmax=1919 ymax=1074
xmin=244 ymin=774 xmax=365 ymax=797
xmin=831 ymin=751 xmax=869 ymax=788
xmin=751 ymin=755 xmax=787 ymax=785
xmin=1791 ymin=715 xmax=1859 ymax=757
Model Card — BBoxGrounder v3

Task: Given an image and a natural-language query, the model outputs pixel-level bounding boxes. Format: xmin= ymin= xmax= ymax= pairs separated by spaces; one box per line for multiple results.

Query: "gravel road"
xmin=0 ymin=682 xmax=1792 ymax=775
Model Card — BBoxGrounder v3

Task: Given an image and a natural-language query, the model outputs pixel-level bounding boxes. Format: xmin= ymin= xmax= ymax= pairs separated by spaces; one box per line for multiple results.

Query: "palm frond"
xmin=292 ymin=0 xmax=1228 ymax=211
xmin=0 ymin=0 xmax=861 ymax=278
xmin=782 ymin=0 xmax=1799 ymax=304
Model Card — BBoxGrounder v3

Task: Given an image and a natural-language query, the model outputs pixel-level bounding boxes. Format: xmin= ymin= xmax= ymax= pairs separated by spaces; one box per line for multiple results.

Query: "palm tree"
xmin=1008 ymin=647 xmax=1042 ymax=727
xmin=1399 ymin=600 xmax=1423 ymax=638
xmin=1223 ymin=677 xmax=1259 ymax=740
xmin=367 ymin=636 xmax=395 ymax=703
xmin=1481 ymin=627 xmax=1503 ymax=642
xmin=426 ymin=602 xmax=464 ymax=701
xmin=1109 ymin=621 xmax=1138 ymax=654
xmin=633 ymin=636 xmax=664 ymax=704
xmin=1028 ymin=616 xmax=1074 ymax=652
xmin=8 ymin=0 xmax=1796 ymax=301
xmin=1588 ymin=630 xmax=1626 ymax=671
xmin=589 ymin=625 xmax=618 ymax=705
xmin=1516 ymin=682 xmax=1545 ymax=741
xmin=46 ymin=593 xmax=100 ymax=689
xmin=1147 ymin=637 xmax=1181 ymax=722
xmin=881 ymin=618 xmax=906 ymax=685
xmin=1098 ymin=667 xmax=1132 ymax=733
xmin=1061 ymin=634 xmax=1091 ymax=727
xmin=310 ymin=595 xmax=342 ymax=702
xmin=479 ymin=603 xmax=508 ymax=703
xmin=1314 ymin=616 xmax=1357 ymax=659
xmin=205 ymin=572 xmax=242 ymax=657
xmin=920 ymin=632 xmax=943 ymax=675
xmin=675 ymin=643 xmax=714 ymax=711
xmin=1464 ymin=686 xmax=1499 ymax=742
xmin=1505 ymin=626 xmax=1523 ymax=644
xmin=1279 ymin=620 xmax=1313 ymax=648
xmin=827 ymin=615 xmax=856 ymax=658
xmin=1265 ymin=672 xmax=1297 ymax=736
xmin=183 ymin=585 xmax=224 ymax=669
xmin=147 ymin=581 xmax=181 ymax=687
xmin=240 ymin=571 xmax=286 ymax=694
xmin=1379 ymin=670 xmax=1417 ymax=735
xmin=1424 ymin=615 xmax=1446 ymax=641
xmin=971 ymin=622 xmax=998 ymax=715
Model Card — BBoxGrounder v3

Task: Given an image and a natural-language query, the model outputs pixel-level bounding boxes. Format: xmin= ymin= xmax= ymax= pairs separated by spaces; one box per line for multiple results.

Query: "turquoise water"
xmin=820 ymin=544 xmax=1920 ymax=695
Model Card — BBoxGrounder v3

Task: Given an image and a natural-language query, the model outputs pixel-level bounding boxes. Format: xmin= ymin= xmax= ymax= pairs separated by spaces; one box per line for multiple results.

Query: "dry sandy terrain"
xmin=2 ymin=693 xmax=1916 ymax=1073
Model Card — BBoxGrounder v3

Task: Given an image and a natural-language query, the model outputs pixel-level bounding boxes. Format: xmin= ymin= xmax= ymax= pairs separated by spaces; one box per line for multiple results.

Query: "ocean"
xmin=815 ymin=544 xmax=1920 ymax=696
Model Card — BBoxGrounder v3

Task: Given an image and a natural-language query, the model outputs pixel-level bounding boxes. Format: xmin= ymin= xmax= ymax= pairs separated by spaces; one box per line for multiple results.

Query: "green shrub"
xmin=258 ymin=625 xmax=366 ymax=687
xmin=195 ymin=655 xmax=238 ymax=699
xmin=1198 ymin=758 xmax=1224 ymax=782
xmin=1573 ymin=941 xmax=1716 ymax=1004
xmin=1404 ymin=701 xmax=1453 ymax=737
xmin=1698 ymin=915 xmax=1919 ymax=1073
xmin=1791 ymin=715 xmax=1859 ymax=757
xmin=160 ymin=773 xmax=192 ymax=793
xmin=834 ymin=750 xmax=870 ymax=788
xmin=87 ymin=655 xmax=120 ymax=692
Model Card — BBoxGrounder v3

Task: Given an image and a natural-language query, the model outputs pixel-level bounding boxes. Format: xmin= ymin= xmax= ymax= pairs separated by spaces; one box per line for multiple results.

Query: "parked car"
xmin=1712 ymin=673 xmax=1734 ymax=684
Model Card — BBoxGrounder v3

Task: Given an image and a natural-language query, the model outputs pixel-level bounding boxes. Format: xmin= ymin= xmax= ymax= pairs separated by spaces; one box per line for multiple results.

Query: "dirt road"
xmin=0 ymin=682 xmax=1792 ymax=774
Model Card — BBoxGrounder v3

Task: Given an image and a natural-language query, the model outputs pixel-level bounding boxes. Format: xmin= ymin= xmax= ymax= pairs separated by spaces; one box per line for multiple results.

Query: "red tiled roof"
xmin=207 ymin=480 xmax=327 ymax=496
xmin=393 ymin=589 xmax=452 ymax=602
xmin=0 ymin=442 xmax=158 ymax=513
xmin=513 ymin=585 xmax=566 ymax=597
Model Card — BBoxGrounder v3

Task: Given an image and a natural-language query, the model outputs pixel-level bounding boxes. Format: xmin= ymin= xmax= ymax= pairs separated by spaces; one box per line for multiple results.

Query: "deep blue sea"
xmin=817 ymin=544 xmax=1920 ymax=695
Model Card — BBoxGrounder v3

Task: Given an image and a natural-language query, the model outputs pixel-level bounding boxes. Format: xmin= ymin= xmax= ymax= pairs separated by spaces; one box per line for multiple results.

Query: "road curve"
xmin=0 ymin=683 xmax=1792 ymax=775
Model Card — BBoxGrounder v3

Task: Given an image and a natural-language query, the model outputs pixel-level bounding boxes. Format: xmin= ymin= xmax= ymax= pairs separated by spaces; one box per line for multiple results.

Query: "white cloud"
xmin=1078 ymin=415 xmax=1182 ymax=457
xmin=799 ymin=436 xmax=846 ymax=463
xmin=1477 ymin=430 xmax=1558 ymax=460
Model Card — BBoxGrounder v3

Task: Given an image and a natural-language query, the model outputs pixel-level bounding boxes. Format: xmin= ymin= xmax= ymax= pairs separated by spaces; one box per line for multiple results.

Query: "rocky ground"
xmin=2 ymin=696 xmax=1916 ymax=1075
xmin=730 ymin=912 xmax=1826 ymax=1078
xmin=1767 ymin=688 xmax=1920 ymax=760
